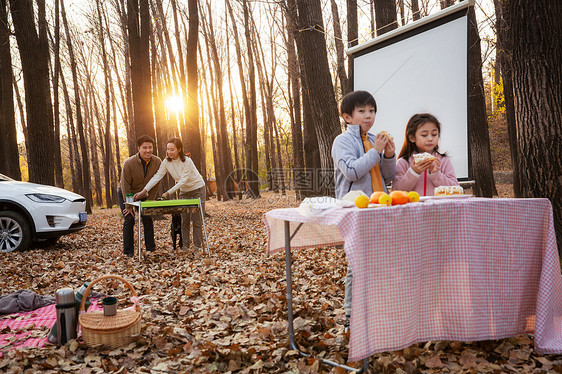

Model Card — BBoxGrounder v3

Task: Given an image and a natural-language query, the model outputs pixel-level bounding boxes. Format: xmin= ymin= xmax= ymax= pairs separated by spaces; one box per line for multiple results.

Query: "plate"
xmin=79 ymin=212 xmax=88 ymax=222
xmin=419 ymin=194 xmax=473 ymax=201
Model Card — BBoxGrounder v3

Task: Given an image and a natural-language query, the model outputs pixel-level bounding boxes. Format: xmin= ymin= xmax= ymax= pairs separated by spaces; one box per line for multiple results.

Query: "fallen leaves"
xmin=0 ymin=192 xmax=561 ymax=372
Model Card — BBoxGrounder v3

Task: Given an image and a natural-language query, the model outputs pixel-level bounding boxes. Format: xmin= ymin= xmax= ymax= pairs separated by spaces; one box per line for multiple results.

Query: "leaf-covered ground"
xmin=1 ymin=190 xmax=561 ymax=373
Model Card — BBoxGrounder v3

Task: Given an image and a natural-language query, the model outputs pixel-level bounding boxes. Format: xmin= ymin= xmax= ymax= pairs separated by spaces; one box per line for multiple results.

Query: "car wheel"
xmin=0 ymin=211 xmax=32 ymax=253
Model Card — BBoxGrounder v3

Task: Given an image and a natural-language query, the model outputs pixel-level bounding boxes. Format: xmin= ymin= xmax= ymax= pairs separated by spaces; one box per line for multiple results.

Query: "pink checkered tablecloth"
xmin=264 ymin=197 xmax=562 ymax=362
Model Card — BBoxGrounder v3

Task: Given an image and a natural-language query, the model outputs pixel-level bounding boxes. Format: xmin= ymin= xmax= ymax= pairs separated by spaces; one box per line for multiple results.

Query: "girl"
xmin=135 ymin=138 xmax=206 ymax=253
xmin=392 ymin=113 xmax=459 ymax=196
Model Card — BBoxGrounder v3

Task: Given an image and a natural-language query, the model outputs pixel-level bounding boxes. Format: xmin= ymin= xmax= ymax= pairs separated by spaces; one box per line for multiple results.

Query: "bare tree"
xmin=347 ymin=0 xmax=357 ymax=92
xmin=411 ymin=0 xmax=421 ymax=21
xmin=440 ymin=0 xmax=454 ymax=9
xmin=505 ymin=0 xmax=562 ymax=247
xmin=282 ymin=1 xmax=304 ymax=198
xmin=374 ymin=0 xmax=398 ymax=35
xmin=467 ymin=6 xmax=496 ymax=197
xmin=60 ymin=0 xmax=93 ymax=212
xmin=0 ymin=0 xmax=20 ymax=180
xmin=202 ymin=1 xmax=235 ymax=199
xmin=9 ymin=0 xmax=54 ymax=185
xmin=96 ymin=0 xmax=114 ymax=208
xmin=52 ymin=0 xmax=63 ymax=187
xmin=113 ymin=0 xmax=136 ymax=155
xmin=293 ymin=0 xmax=341 ymax=194
xmin=493 ymin=0 xmax=519 ymax=195
xmin=330 ymin=0 xmax=349 ymax=95
xmin=185 ymin=0 xmax=203 ymax=173
xmin=128 ymin=0 xmax=155 ymax=140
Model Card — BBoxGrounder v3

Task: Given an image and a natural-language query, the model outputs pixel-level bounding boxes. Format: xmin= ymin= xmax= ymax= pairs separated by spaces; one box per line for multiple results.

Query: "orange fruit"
xmin=378 ymin=193 xmax=392 ymax=206
xmin=354 ymin=195 xmax=370 ymax=208
xmin=407 ymin=191 xmax=420 ymax=203
xmin=370 ymin=191 xmax=386 ymax=204
xmin=390 ymin=190 xmax=408 ymax=205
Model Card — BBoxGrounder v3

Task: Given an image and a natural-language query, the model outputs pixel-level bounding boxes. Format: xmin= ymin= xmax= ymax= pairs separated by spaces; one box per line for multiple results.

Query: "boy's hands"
xmin=384 ymin=138 xmax=395 ymax=158
xmin=373 ymin=133 xmax=387 ymax=154
xmin=373 ymin=133 xmax=395 ymax=158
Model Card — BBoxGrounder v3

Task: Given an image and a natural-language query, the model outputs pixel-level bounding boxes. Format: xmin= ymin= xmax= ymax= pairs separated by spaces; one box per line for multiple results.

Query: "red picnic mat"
xmin=0 ymin=300 xmax=102 ymax=354
xmin=0 ymin=304 xmax=56 ymax=352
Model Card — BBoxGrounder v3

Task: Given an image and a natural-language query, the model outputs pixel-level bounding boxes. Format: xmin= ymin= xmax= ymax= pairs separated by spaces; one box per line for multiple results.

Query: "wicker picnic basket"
xmin=78 ymin=274 xmax=141 ymax=348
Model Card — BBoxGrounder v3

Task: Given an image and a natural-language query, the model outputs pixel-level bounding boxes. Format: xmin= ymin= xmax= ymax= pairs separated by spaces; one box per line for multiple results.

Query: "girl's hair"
xmin=166 ymin=137 xmax=186 ymax=162
xmin=398 ymin=113 xmax=447 ymax=160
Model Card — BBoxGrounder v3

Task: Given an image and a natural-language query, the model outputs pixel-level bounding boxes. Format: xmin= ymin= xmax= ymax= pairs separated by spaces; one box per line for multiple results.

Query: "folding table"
xmin=128 ymin=199 xmax=209 ymax=260
xmin=264 ymin=197 xmax=562 ymax=371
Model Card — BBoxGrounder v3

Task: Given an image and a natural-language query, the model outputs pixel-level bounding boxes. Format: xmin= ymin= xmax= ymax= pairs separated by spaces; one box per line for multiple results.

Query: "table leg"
xmin=199 ymin=200 xmax=211 ymax=257
xmin=138 ymin=205 xmax=142 ymax=261
xmin=284 ymin=221 xmax=368 ymax=373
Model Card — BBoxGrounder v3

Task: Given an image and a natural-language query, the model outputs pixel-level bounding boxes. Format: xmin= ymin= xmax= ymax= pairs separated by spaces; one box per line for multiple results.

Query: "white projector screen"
xmin=350 ymin=3 xmax=470 ymax=179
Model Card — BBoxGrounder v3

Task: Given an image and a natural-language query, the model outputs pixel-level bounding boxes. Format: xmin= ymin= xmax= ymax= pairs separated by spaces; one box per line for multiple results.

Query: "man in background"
xmin=117 ymin=135 xmax=162 ymax=257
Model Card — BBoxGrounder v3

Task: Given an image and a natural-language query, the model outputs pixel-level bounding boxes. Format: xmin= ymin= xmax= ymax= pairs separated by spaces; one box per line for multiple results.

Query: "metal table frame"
xmin=284 ymin=221 xmax=369 ymax=373
xmin=128 ymin=199 xmax=210 ymax=260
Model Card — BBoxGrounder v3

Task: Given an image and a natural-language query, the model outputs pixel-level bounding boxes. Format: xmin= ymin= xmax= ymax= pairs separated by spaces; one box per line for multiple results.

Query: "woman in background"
xmin=135 ymin=138 xmax=206 ymax=254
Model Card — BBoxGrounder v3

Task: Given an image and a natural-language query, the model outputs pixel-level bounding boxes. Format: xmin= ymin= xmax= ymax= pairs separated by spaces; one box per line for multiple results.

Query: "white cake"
xmin=378 ymin=130 xmax=394 ymax=141
xmin=413 ymin=152 xmax=436 ymax=164
xmin=434 ymin=185 xmax=464 ymax=196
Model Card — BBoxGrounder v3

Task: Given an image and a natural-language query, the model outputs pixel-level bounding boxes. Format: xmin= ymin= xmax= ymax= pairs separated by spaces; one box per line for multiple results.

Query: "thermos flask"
xmin=54 ymin=288 xmax=77 ymax=345
xmin=48 ymin=282 xmax=91 ymax=344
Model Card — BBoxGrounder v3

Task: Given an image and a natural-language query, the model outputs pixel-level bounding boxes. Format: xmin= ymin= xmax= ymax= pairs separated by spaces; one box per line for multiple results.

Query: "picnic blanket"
xmin=0 ymin=304 xmax=56 ymax=351
xmin=0 ymin=299 xmax=103 ymax=353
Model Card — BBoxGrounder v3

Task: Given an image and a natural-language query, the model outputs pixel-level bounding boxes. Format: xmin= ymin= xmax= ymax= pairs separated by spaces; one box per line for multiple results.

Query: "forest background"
xmin=0 ymin=0 xmax=560 ymax=246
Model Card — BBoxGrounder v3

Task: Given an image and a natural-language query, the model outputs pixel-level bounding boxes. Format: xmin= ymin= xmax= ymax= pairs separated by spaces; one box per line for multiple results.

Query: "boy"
xmin=331 ymin=90 xmax=396 ymax=330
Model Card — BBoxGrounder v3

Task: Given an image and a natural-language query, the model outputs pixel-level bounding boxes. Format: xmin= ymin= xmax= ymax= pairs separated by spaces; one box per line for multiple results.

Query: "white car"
xmin=0 ymin=173 xmax=87 ymax=252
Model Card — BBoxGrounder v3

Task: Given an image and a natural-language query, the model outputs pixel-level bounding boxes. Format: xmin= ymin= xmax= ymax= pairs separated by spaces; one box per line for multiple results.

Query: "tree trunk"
xmin=9 ymin=0 xmax=54 ymax=185
xmin=347 ymin=0 xmax=357 ymax=93
xmin=440 ymin=0 xmax=455 ymax=10
xmin=284 ymin=2 xmax=304 ymax=198
xmin=225 ymin=10 xmax=242 ymax=196
xmin=494 ymin=0 xmax=520 ymax=196
xmin=128 ymin=0 xmax=154 ymax=140
xmin=506 ymin=0 xmax=562 ymax=248
xmin=185 ymin=0 xmax=203 ymax=172
xmin=113 ymin=0 xmax=136 ymax=155
xmin=52 ymin=0 xmax=63 ymax=187
xmin=60 ymin=67 xmax=82 ymax=193
xmin=203 ymin=1 xmax=235 ymax=199
xmin=330 ymin=0 xmax=349 ymax=95
xmin=411 ymin=0 xmax=421 ymax=21
xmin=242 ymin=0 xmax=260 ymax=198
xmin=294 ymin=0 xmax=341 ymax=195
xmin=97 ymin=0 xmax=113 ymax=208
xmin=398 ymin=0 xmax=406 ymax=26
xmin=84 ymin=89 xmax=103 ymax=207
xmin=60 ymin=0 xmax=93 ymax=212
xmin=467 ymin=7 xmax=496 ymax=197
xmin=0 ymin=0 xmax=20 ymax=180
xmin=374 ymin=0 xmax=398 ymax=36
xmin=226 ymin=0 xmax=256 ymax=197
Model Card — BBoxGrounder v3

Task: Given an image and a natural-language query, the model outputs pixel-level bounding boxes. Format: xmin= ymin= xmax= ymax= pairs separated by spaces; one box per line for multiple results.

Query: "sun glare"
xmin=165 ymin=95 xmax=184 ymax=114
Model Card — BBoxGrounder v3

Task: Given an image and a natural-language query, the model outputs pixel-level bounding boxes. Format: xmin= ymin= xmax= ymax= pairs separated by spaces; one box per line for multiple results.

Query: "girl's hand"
xmin=429 ymin=158 xmax=441 ymax=174
xmin=133 ymin=189 xmax=147 ymax=201
xmin=411 ymin=159 xmax=434 ymax=174
xmin=373 ymin=133 xmax=387 ymax=154
xmin=384 ymin=138 xmax=395 ymax=158
xmin=162 ymin=192 xmax=170 ymax=200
